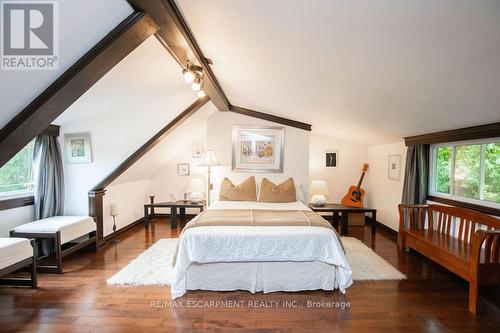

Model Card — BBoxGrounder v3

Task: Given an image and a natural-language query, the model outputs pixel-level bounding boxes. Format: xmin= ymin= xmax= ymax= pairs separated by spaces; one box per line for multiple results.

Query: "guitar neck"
xmin=355 ymin=172 xmax=366 ymax=191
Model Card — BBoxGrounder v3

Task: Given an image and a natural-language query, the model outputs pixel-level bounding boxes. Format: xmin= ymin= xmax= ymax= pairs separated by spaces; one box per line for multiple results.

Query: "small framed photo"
xmin=325 ymin=150 xmax=338 ymax=167
xmin=177 ymin=163 xmax=190 ymax=176
xmin=388 ymin=154 xmax=402 ymax=180
xmin=64 ymin=132 xmax=92 ymax=164
xmin=192 ymin=144 xmax=204 ymax=158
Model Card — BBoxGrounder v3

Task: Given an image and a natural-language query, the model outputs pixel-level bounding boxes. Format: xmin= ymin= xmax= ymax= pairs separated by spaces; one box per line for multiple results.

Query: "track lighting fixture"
xmin=183 ymin=68 xmax=195 ymax=83
xmin=191 ymin=76 xmax=202 ymax=91
xmin=182 ymin=60 xmax=205 ymax=94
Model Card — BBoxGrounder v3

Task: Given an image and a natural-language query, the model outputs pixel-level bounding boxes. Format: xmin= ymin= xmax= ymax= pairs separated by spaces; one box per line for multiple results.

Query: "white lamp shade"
xmin=309 ymin=180 xmax=330 ymax=196
xmin=188 ymin=178 xmax=204 ymax=193
xmin=199 ymin=150 xmax=220 ymax=166
xmin=110 ymin=204 xmax=119 ymax=216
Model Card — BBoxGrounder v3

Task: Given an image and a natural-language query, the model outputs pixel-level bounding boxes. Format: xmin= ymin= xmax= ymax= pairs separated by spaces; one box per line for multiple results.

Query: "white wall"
xmin=206 ymin=112 xmax=310 ymax=203
xmin=53 ymin=36 xmax=196 ymax=216
xmin=367 ymin=141 xmax=407 ymax=231
xmin=0 ymin=205 xmax=35 ymax=237
xmin=102 ymin=179 xmax=151 ymax=236
xmin=309 ymin=133 xmax=369 ymax=203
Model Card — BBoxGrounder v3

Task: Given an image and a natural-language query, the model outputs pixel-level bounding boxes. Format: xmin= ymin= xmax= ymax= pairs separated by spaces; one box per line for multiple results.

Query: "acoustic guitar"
xmin=341 ymin=163 xmax=369 ymax=208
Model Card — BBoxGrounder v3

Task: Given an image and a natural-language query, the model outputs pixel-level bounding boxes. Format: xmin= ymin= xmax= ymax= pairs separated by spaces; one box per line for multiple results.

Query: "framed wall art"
xmin=177 ymin=163 xmax=190 ymax=176
xmin=64 ymin=132 xmax=92 ymax=164
xmin=325 ymin=150 xmax=338 ymax=167
xmin=232 ymin=126 xmax=284 ymax=173
xmin=388 ymin=154 xmax=402 ymax=180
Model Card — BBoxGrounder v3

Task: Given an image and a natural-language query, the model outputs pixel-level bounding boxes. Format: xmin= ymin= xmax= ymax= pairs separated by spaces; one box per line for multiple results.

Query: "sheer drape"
xmin=401 ymin=145 xmax=428 ymax=204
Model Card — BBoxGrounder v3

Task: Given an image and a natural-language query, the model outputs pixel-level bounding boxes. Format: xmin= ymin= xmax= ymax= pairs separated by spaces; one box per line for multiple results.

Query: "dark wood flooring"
xmin=0 ymin=218 xmax=499 ymax=332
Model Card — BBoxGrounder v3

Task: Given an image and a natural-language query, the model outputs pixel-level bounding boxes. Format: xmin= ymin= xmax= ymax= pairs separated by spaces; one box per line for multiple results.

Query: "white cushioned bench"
xmin=10 ymin=216 xmax=97 ymax=273
xmin=0 ymin=238 xmax=37 ymax=288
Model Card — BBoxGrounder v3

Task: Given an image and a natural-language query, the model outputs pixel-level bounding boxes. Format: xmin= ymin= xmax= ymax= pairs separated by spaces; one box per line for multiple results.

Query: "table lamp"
xmin=309 ymin=180 xmax=329 ymax=207
xmin=199 ymin=150 xmax=219 ymax=206
xmin=188 ymin=178 xmax=204 ymax=203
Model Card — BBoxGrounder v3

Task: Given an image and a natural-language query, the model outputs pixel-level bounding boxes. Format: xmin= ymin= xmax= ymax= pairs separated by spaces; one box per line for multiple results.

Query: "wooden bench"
xmin=398 ymin=204 xmax=500 ymax=314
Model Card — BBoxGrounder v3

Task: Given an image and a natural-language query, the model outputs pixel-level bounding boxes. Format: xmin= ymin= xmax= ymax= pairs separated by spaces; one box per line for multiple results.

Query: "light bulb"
xmin=191 ymin=77 xmax=202 ymax=91
xmin=183 ymin=69 xmax=195 ymax=83
xmin=197 ymin=90 xmax=206 ymax=98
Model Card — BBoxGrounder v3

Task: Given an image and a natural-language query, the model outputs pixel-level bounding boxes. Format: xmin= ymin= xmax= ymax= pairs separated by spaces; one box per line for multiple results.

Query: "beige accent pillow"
xmin=258 ymin=178 xmax=297 ymax=203
xmin=219 ymin=176 xmax=257 ymax=201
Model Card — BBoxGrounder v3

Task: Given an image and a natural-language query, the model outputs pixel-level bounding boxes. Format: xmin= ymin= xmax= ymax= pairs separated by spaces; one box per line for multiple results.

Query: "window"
xmin=429 ymin=139 xmax=500 ymax=207
xmin=0 ymin=140 xmax=35 ymax=196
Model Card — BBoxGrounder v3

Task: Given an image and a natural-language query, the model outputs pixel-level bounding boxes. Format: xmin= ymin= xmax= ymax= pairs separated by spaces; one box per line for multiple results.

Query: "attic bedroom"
xmin=0 ymin=1 xmax=499 ymax=332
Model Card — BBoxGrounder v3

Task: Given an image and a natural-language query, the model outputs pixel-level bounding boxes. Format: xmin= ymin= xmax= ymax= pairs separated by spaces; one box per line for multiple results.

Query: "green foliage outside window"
xmin=433 ymin=142 xmax=499 ymax=204
xmin=0 ymin=140 xmax=35 ymax=193
xmin=454 ymin=145 xmax=480 ymax=199
xmin=484 ymin=143 xmax=500 ymax=203
xmin=436 ymin=146 xmax=451 ymax=194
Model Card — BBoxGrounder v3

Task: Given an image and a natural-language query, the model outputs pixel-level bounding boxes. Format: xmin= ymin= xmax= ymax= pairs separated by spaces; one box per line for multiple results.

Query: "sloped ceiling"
xmin=113 ymin=102 xmax=216 ymax=185
xmin=176 ymin=0 xmax=500 ymax=144
xmin=0 ymin=0 xmax=133 ymax=128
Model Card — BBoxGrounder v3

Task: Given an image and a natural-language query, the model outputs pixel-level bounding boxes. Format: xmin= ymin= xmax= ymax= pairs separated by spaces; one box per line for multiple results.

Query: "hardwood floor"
xmin=1 ymin=218 xmax=499 ymax=332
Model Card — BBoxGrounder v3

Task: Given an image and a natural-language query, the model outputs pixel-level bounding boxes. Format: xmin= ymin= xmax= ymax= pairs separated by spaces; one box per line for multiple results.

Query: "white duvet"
xmin=171 ymin=200 xmax=353 ymax=299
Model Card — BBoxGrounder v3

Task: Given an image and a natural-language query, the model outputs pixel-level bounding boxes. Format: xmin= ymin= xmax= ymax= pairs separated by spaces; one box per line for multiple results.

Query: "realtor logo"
xmin=1 ymin=1 xmax=59 ymax=70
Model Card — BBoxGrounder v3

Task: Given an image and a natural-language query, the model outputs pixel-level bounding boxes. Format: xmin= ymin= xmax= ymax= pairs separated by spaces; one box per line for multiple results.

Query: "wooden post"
xmin=88 ymin=189 xmax=106 ymax=247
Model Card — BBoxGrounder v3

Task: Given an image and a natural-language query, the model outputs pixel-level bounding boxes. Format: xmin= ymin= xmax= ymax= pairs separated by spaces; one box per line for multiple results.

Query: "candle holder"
xmin=109 ymin=203 xmax=120 ymax=243
xmin=111 ymin=213 xmax=119 ymax=243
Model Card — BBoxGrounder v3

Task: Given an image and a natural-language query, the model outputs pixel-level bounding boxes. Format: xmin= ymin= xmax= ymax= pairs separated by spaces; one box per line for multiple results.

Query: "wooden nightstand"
xmin=144 ymin=200 xmax=205 ymax=229
xmin=309 ymin=203 xmax=377 ymax=236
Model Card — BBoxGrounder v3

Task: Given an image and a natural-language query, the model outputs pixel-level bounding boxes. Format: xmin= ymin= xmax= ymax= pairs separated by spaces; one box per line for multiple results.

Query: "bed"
xmin=171 ymin=200 xmax=353 ymax=299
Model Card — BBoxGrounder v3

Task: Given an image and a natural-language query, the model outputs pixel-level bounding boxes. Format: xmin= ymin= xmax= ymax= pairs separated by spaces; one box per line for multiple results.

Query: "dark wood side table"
xmin=309 ymin=203 xmax=377 ymax=236
xmin=144 ymin=200 xmax=205 ymax=229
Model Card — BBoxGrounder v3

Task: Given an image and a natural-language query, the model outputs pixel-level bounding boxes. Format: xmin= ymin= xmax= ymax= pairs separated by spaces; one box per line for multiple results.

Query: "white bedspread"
xmin=171 ymin=201 xmax=352 ymax=299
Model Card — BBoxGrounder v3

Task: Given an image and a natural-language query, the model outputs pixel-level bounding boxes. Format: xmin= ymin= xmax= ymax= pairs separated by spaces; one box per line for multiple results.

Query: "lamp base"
xmin=189 ymin=192 xmax=203 ymax=203
xmin=311 ymin=194 xmax=327 ymax=207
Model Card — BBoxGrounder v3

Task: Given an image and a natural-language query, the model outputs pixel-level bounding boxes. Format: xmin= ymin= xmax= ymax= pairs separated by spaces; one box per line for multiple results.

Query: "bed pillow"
xmin=219 ymin=176 xmax=257 ymax=201
xmin=258 ymin=178 xmax=297 ymax=203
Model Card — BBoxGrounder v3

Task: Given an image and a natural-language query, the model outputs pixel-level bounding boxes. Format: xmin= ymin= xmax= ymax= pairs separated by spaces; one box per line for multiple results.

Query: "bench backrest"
xmin=429 ymin=204 xmax=500 ymax=244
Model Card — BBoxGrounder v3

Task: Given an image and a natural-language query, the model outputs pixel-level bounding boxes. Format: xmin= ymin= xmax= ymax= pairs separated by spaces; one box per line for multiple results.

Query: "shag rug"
xmin=107 ymin=237 xmax=406 ymax=286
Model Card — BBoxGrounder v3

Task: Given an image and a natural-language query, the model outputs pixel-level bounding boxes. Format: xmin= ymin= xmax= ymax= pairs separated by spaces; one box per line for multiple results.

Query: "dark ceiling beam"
xmin=92 ymin=96 xmax=210 ymax=192
xmin=128 ymin=0 xmax=231 ymax=111
xmin=0 ymin=12 xmax=159 ymax=168
xmin=230 ymin=106 xmax=312 ymax=131
xmin=404 ymin=122 xmax=500 ymax=146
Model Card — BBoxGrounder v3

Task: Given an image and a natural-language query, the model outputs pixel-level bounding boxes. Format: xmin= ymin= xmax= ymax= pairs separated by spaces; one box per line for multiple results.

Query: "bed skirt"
xmin=186 ymin=261 xmax=345 ymax=294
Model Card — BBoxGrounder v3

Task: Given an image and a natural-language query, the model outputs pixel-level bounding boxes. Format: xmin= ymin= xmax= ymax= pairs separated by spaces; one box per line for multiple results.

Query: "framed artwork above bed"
xmin=232 ymin=126 xmax=284 ymax=173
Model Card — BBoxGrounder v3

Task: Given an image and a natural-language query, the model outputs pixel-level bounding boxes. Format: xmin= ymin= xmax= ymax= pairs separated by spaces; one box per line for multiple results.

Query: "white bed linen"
xmin=13 ymin=216 xmax=96 ymax=244
xmin=171 ymin=201 xmax=352 ymax=299
xmin=0 ymin=238 xmax=32 ymax=270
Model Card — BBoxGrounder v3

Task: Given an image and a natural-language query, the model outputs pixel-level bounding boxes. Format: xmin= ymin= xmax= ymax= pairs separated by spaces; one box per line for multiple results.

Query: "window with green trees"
xmin=0 ymin=140 xmax=35 ymax=195
xmin=430 ymin=140 xmax=500 ymax=205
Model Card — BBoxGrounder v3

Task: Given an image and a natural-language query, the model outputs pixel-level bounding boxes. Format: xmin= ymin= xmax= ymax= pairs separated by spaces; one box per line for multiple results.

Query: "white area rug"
xmin=107 ymin=237 xmax=406 ymax=286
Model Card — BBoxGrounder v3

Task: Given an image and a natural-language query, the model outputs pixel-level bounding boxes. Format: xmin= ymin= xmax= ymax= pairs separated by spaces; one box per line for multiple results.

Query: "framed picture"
xmin=192 ymin=143 xmax=204 ymax=158
xmin=177 ymin=163 xmax=190 ymax=176
xmin=64 ymin=132 xmax=92 ymax=164
xmin=325 ymin=150 xmax=338 ymax=167
xmin=388 ymin=154 xmax=402 ymax=180
xmin=232 ymin=126 xmax=284 ymax=173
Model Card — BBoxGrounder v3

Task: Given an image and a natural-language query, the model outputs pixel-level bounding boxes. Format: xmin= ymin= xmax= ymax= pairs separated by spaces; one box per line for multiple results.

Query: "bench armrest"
xmin=471 ymin=230 xmax=500 ymax=266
